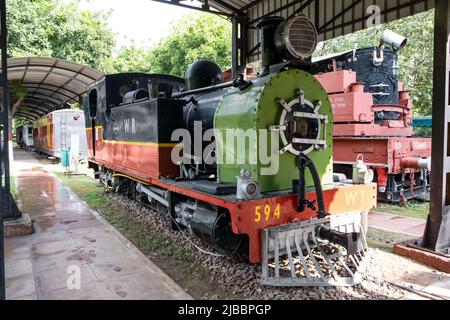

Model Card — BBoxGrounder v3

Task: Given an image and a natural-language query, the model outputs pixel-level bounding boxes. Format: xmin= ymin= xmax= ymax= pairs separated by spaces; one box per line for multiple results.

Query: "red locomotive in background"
xmin=312 ymin=31 xmax=432 ymax=204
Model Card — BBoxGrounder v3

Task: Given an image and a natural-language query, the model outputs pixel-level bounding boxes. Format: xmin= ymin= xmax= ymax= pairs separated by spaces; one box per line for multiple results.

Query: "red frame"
xmin=87 ymin=128 xmax=377 ymax=263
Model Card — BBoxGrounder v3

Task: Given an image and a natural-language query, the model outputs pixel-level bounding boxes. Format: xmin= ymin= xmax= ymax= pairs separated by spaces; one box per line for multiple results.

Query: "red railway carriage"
xmin=312 ymin=36 xmax=432 ymax=204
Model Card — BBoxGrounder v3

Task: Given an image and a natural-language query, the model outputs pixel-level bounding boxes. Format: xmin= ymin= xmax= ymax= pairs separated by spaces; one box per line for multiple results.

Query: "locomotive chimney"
xmin=257 ymin=16 xmax=285 ymax=76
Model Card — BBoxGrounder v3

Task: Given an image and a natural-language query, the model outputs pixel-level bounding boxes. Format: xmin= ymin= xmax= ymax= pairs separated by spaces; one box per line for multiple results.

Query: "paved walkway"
xmin=402 ymin=278 xmax=450 ymax=300
xmin=369 ymin=211 xmax=426 ymax=237
xmin=5 ymin=148 xmax=191 ymax=300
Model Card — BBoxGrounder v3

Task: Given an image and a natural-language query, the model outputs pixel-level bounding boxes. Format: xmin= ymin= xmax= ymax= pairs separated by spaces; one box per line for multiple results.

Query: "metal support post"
xmin=422 ymin=0 xmax=450 ymax=255
xmin=231 ymin=15 xmax=248 ymax=79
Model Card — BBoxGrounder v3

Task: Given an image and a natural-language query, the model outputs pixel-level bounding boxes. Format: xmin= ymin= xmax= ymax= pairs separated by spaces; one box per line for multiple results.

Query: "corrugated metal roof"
xmin=4 ymin=57 xmax=103 ymax=121
xmin=153 ymin=0 xmax=434 ymax=61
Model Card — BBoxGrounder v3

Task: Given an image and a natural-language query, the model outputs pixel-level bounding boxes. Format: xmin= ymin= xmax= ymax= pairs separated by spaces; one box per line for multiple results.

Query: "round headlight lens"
xmin=280 ymin=15 xmax=318 ymax=60
xmin=246 ymin=183 xmax=257 ymax=196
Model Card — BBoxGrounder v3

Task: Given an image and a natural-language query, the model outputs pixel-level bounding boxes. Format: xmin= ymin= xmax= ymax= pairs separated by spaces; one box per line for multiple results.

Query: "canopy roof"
xmin=4 ymin=57 xmax=103 ymax=121
xmin=153 ymin=0 xmax=434 ymax=60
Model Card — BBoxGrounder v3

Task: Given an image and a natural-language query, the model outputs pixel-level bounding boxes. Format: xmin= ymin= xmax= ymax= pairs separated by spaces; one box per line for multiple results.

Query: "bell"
xmin=352 ymin=154 xmax=374 ymax=185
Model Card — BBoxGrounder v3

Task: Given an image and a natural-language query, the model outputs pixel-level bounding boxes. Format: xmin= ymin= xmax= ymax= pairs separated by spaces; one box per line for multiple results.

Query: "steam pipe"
xmin=172 ymin=82 xmax=234 ymax=98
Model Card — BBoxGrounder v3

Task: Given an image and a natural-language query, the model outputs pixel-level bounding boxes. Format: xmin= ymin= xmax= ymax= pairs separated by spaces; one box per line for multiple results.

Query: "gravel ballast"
xmin=105 ymin=192 xmax=448 ymax=300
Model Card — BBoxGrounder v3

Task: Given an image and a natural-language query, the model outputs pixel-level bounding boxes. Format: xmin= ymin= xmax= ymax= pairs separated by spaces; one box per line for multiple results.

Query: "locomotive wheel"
xmin=212 ymin=212 xmax=245 ymax=255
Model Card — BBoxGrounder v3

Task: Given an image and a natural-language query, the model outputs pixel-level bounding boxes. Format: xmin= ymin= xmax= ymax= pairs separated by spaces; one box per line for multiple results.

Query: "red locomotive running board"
xmin=87 ymin=127 xmax=377 ymax=263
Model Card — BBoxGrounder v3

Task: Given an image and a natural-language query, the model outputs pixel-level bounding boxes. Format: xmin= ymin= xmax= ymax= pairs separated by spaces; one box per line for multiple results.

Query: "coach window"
xmin=89 ymin=89 xmax=98 ymax=119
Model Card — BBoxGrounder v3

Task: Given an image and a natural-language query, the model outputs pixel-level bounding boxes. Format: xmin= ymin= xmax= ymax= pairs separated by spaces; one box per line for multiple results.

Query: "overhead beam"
xmin=210 ymin=0 xmax=242 ymax=14
xmin=150 ymin=0 xmax=236 ymax=17
xmin=239 ymin=0 xmax=265 ymax=12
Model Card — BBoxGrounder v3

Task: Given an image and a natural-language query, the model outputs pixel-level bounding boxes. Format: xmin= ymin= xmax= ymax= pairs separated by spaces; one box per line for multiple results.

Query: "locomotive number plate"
xmin=254 ymin=204 xmax=281 ymax=223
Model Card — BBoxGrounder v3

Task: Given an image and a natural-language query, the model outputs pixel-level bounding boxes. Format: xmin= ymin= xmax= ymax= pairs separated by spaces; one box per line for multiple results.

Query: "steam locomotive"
xmin=83 ymin=16 xmax=376 ymax=286
xmin=312 ymin=31 xmax=432 ymax=204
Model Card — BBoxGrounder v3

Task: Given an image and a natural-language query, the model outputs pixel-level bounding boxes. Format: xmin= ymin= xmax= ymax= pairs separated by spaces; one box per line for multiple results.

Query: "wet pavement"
xmin=5 ymin=149 xmax=191 ymax=300
xmin=369 ymin=211 xmax=426 ymax=237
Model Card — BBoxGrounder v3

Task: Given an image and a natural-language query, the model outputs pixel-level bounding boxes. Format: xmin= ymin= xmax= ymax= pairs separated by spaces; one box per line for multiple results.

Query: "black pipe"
xmin=257 ymin=16 xmax=285 ymax=76
xmin=298 ymin=156 xmax=307 ymax=212
xmin=172 ymin=81 xmax=234 ymax=98
xmin=297 ymin=153 xmax=328 ymax=219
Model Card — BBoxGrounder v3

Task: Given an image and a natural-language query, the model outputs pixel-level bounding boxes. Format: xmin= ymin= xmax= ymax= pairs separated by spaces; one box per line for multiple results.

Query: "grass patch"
xmin=53 ymin=172 xmax=206 ymax=278
xmin=374 ymin=201 xmax=429 ymax=220
xmin=367 ymin=227 xmax=414 ymax=252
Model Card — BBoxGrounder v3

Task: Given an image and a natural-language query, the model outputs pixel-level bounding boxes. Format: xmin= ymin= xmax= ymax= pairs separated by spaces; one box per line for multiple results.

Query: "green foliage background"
xmin=7 ymin=0 xmax=116 ymax=127
xmin=315 ymin=10 xmax=434 ymax=116
xmin=111 ymin=13 xmax=232 ymax=77
xmin=7 ymin=0 xmax=433 ymax=127
xmin=7 ymin=0 xmax=115 ymax=71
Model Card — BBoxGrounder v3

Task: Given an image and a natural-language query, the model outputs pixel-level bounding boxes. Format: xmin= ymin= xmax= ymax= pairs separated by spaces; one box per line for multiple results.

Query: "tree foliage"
xmin=13 ymin=118 xmax=31 ymax=129
xmin=108 ymin=44 xmax=153 ymax=73
xmin=7 ymin=0 xmax=115 ymax=71
xmin=5 ymin=0 xmax=116 ymax=121
xmin=315 ymin=10 xmax=434 ymax=116
xmin=112 ymin=13 xmax=232 ymax=77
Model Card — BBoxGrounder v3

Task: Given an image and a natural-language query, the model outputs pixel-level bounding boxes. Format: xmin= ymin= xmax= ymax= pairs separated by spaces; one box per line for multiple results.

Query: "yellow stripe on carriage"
xmin=85 ymin=127 xmax=178 ymax=147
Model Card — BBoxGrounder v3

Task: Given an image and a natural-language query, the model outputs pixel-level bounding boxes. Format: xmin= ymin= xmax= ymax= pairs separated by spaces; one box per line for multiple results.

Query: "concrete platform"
xmin=5 ymin=149 xmax=191 ymax=300
xmin=369 ymin=211 xmax=426 ymax=237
